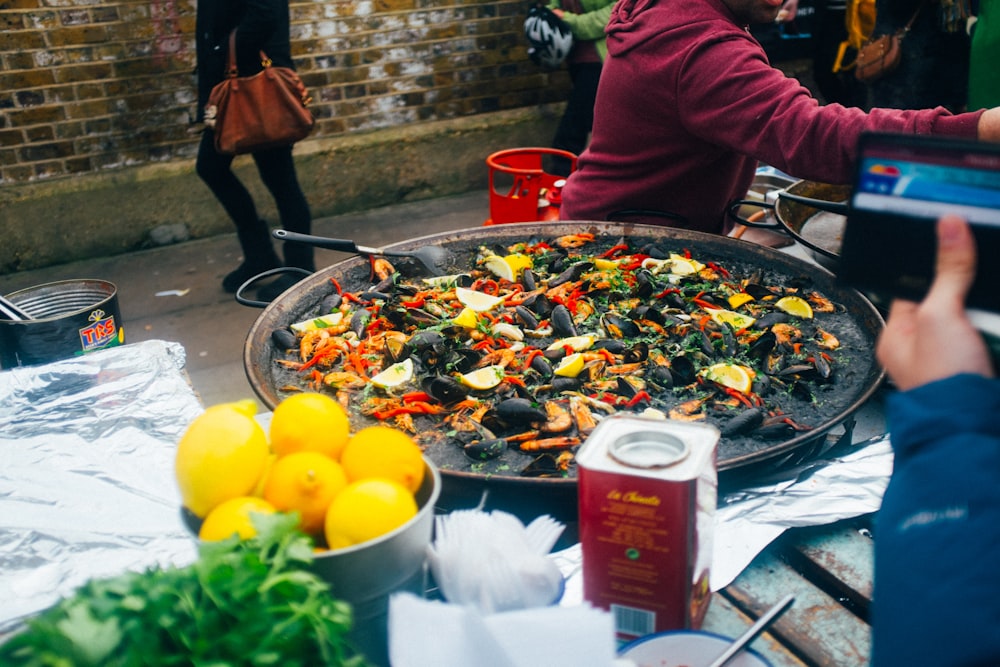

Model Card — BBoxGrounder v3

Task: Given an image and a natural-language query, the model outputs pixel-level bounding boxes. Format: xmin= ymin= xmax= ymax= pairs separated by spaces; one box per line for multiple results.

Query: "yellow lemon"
xmin=290 ymin=312 xmax=344 ymax=333
xmin=701 ymin=363 xmax=755 ymax=394
xmin=198 ymin=496 xmax=277 ymax=541
xmin=324 ymin=479 xmax=418 ymax=550
xmin=775 ymin=295 xmax=814 ymax=319
xmin=708 ymin=308 xmax=757 ymax=330
xmin=370 ymin=358 xmax=414 ymax=390
xmin=458 ymin=365 xmax=506 ymax=390
xmin=593 ymin=258 xmax=622 ymax=271
xmin=452 ymin=306 xmax=480 ymax=329
xmin=340 ymin=425 xmax=426 ymax=493
xmin=545 ymin=334 xmax=596 ymax=353
xmin=553 ymin=352 xmax=585 ymax=378
xmin=175 ymin=404 xmax=271 ymax=518
xmin=727 ymin=292 xmax=755 ymax=309
xmin=455 ymin=287 xmax=505 ymax=312
xmin=270 ymin=392 xmax=351 ymax=460
xmin=263 ymin=451 xmax=348 ymax=535
xmin=669 ymin=253 xmax=705 ymax=276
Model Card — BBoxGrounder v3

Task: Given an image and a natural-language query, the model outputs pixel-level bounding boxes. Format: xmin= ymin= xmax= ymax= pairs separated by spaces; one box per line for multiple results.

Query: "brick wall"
xmin=0 ymin=0 xmax=569 ymax=184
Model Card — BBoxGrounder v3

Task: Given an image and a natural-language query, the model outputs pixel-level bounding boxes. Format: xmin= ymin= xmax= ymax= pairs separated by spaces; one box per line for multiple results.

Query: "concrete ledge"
xmin=0 ymin=106 xmax=562 ymax=275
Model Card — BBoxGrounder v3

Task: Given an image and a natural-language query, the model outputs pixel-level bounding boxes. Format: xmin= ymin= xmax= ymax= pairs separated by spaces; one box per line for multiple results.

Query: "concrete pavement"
xmin=0 ymin=189 xmax=490 ymax=411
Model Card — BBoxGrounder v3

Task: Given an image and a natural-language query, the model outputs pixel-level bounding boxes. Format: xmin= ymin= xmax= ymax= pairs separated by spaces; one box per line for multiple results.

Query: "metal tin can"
xmin=576 ymin=414 xmax=718 ymax=645
xmin=0 ymin=279 xmax=124 ymax=369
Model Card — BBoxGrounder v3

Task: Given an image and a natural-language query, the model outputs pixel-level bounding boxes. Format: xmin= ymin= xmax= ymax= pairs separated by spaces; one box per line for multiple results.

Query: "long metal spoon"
xmin=0 ymin=295 xmax=33 ymax=321
xmin=706 ymin=594 xmax=795 ymax=667
xmin=273 ymin=229 xmax=452 ymax=276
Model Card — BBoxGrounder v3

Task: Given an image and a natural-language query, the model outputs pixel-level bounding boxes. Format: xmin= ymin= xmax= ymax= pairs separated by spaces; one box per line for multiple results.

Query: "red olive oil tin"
xmin=576 ymin=415 xmax=718 ymax=645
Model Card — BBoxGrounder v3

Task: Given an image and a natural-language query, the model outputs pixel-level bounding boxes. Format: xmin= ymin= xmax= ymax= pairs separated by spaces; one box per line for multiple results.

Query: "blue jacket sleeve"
xmin=872 ymin=374 xmax=1000 ymax=666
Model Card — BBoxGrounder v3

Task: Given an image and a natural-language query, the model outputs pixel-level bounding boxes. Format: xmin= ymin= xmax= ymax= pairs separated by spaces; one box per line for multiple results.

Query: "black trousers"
xmin=196 ymin=130 xmax=314 ymax=270
xmin=551 ymin=62 xmax=603 ymax=177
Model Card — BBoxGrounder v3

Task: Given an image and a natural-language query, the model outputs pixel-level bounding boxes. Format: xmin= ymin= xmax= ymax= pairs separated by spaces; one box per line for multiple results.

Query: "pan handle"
xmin=235 ymin=267 xmax=313 ymax=308
xmin=273 ymin=229 xmax=378 ymax=255
xmin=776 ymin=191 xmax=850 ymax=215
xmin=727 ymin=200 xmax=783 ymax=229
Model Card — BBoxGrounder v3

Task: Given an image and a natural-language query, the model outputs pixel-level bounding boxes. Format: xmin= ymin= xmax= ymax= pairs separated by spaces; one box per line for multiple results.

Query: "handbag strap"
xmin=897 ymin=1 xmax=926 ymax=37
xmin=224 ymin=29 xmax=272 ymax=79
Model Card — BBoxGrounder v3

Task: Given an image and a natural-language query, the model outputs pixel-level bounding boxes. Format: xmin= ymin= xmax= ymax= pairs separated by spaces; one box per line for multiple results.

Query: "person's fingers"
xmin=924 ymin=215 xmax=977 ymax=311
xmin=876 ymin=298 xmax=917 ymax=366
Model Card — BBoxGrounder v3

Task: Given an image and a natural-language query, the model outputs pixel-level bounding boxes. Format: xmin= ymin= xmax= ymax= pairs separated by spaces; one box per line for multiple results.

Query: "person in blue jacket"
xmin=872 ymin=214 xmax=1000 ymax=665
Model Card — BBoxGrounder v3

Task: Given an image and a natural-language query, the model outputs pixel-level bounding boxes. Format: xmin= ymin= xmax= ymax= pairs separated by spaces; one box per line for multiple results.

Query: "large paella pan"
xmin=244 ymin=222 xmax=884 ymax=494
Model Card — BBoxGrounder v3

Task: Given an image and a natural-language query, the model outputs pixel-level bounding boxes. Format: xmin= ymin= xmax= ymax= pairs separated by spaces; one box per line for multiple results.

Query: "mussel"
xmin=421 ymin=375 xmax=468 ymax=406
xmin=271 ymin=328 xmax=297 ymax=351
xmin=550 ymin=304 xmax=577 ymax=337
xmin=495 ymin=398 xmax=548 ymax=425
xmin=601 ymin=313 xmax=640 ymax=339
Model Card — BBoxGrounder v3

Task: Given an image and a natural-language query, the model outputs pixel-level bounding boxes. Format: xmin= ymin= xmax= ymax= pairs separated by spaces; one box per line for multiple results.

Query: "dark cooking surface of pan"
xmin=244 ymin=222 xmax=884 ymax=490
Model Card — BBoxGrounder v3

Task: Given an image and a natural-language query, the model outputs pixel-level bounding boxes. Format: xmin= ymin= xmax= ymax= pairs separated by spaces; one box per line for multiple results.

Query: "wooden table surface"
xmin=703 ymin=515 xmax=875 ymax=666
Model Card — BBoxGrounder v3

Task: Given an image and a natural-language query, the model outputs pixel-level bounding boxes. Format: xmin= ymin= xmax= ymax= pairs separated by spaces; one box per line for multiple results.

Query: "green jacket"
xmin=548 ymin=0 xmax=616 ymax=61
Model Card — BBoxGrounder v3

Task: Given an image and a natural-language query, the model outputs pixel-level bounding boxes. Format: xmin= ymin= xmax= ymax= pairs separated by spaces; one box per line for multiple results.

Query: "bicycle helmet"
xmin=524 ymin=5 xmax=574 ymax=69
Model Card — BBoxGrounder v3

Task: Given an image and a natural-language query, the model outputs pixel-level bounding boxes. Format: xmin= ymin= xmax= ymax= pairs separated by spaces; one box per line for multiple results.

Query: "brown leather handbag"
xmin=854 ymin=3 xmax=923 ymax=84
xmin=204 ymin=30 xmax=315 ymax=155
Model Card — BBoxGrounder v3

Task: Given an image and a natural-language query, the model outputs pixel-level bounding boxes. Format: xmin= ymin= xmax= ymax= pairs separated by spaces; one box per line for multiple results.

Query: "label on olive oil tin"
xmin=577 ymin=415 xmax=718 ymax=645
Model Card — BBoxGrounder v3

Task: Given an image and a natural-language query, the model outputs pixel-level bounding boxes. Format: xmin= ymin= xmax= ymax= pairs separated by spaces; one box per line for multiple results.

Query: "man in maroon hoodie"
xmin=560 ymin=0 xmax=1000 ymax=235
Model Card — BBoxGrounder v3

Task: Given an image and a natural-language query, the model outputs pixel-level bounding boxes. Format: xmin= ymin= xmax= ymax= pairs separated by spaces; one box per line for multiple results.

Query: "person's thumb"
xmin=925 ymin=215 xmax=977 ymax=308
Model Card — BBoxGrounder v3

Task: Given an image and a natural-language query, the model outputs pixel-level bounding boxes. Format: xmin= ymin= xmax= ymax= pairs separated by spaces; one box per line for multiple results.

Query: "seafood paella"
xmin=262 ymin=229 xmax=880 ymax=479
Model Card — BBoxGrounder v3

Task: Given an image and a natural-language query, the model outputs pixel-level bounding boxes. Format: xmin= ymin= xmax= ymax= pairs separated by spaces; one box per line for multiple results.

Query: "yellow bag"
xmin=833 ymin=0 xmax=878 ymax=73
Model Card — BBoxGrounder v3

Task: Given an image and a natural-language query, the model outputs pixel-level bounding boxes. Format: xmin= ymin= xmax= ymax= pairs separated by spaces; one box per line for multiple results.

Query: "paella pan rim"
xmin=243 ymin=221 xmax=885 ymax=486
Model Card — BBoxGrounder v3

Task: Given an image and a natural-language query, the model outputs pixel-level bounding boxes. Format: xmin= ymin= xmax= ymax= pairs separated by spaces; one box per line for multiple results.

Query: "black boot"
xmin=222 ymin=220 xmax=282 ymax=293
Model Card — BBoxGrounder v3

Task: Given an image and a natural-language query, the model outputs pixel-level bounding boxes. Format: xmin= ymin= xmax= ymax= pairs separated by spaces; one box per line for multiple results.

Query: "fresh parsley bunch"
xmin=0 ymin=513 xmax=367 ymax=666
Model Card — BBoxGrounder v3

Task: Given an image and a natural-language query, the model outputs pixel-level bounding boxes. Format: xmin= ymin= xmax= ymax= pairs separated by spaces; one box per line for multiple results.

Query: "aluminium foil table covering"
xmin=0 ymin=340 xmax=202 ymax=633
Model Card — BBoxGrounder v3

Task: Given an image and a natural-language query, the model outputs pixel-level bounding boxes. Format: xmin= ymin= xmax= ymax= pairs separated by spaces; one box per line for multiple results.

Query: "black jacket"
xmin=195 ymin=0 xmax=294 ymax=121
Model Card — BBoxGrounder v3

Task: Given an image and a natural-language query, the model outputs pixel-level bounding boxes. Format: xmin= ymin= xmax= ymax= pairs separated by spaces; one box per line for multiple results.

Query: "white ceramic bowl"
xmin=618 ymin=629 xmax=772 ymax=667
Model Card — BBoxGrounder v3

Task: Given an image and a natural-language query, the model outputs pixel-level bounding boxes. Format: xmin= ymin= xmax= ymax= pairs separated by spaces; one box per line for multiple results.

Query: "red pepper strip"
xmin=692 ymin=297 xmax=717 ymax=311
xmin=299 ymin=345 xmax=341 ymax=372
xmin=401 ymin=295 xmax=426 ymax=308
xmin=503 ymin=375 xmax=526 ymax=388
xmin=697 ymin=314 xmax=712 ymax=330
xmin=373 ymin=403 xmax=445 ymax=420
xmin=472 ymin=339 xmax=495 ymax=351
xmin=683 ymin=248 xmax=692 ymax=259
xmin=328 ymin=277 xmax=343 ymax=295
xmin=706 ymin=262 xmax=730 ymax=278
xmin=402 ymin=391 xmax=432 ymax=403
xmin=619 ymin=259 xmax=643 ymax=271
xmin=478 ymin=279 xmax=500 ymax=296
xmin=342 ymin=292 xmax=363 ymax=304
xmin=562 ymin=344 xmax=576 ymax=356
xmin=654 ymin=287 xmax=681 ymax=299
xmin=598 ymin=243 xmax=629 ymax=259
xmin=624 ymin=390 xmax=652 ymax=408
xmin=522 ymin=348 xmax=544 ymax=371
xmin=723 ymin=387 xmax=755 ymax=408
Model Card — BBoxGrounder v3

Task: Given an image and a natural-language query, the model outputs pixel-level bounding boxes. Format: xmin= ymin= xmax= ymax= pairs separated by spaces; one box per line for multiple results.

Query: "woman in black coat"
xmin=195 ymin=0 xmax=313 ymax=300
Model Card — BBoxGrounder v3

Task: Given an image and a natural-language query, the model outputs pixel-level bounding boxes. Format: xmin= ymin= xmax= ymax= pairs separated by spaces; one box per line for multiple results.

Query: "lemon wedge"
xmin=422 ymin=274 xmax=469 ymax=289
xmin=369 ymin=358 xmax=414 ymax=389
xmin=775 ymin=295 xmax=813 ymax=319
xmin=669 ymin=253 xmax=705 ymax=276
xmin=545 ymin=334 xmax=597 ymax=352
xmin=553 ymin=352 xmax=585 ymax=378
xmin=727 ymin=292 xmax=755 ymax=309
xmin=459 ymin=365 xmax=505 ymax=390
xmin=593 ymin=258 xmax=622 ymax=271
xmin=707 ymin=308 xmax=757 ymax=330
xmin=455 ymin=286 xmax=505 ymax=312
xmin=290 ymin=311 xmax=344 ymax=333
xmin=452 ymin=307 xmax=479 ymax=329
xmin=483 ymin=253 xmax=533 ymax=281
xmin=701 ymin=363 xmax=755 ymax=394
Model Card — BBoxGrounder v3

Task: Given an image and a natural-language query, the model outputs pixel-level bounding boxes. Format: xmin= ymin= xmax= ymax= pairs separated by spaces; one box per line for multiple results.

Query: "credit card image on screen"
xmin=839 ymin=133 xmax=1000 ymax=314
